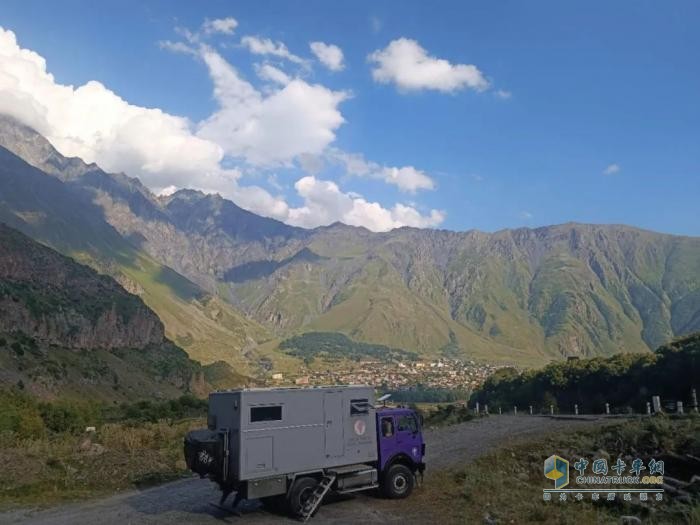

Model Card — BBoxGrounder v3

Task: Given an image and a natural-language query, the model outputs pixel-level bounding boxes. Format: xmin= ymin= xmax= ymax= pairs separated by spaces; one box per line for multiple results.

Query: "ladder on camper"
xmin=300 ymin=473 xmax=336 ymax=522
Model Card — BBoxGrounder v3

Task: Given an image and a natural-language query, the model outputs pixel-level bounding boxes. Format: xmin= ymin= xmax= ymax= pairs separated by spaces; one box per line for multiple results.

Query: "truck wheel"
xmin=382 ymin=464 xmax=414 ymax=499
xmin=287 ymin=476 xmax=319 ymax=518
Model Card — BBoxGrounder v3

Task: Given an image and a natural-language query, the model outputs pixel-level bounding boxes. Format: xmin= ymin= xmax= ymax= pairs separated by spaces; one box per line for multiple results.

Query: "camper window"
xmin=250 ymin=405 xmax=282 ymax=422
xmin=350 ymin=398 xmax=370 ymax=415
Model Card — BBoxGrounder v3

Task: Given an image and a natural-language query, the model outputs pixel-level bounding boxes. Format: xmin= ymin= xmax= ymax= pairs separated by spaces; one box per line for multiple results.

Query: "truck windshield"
xmin=397 ymin=415 xmax=418 ymax=433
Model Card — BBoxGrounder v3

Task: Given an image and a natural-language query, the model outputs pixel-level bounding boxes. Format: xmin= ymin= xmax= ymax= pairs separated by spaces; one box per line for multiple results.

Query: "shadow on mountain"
xmin=224 ymin=247 xmax=327 ymax=283
xmin=153 ymin=266 xmax=202 ymax=301
xmin=0 ymin=145 xmax=202 ymax=304
xmin=0 ymin=146 xmax=135 ymax=260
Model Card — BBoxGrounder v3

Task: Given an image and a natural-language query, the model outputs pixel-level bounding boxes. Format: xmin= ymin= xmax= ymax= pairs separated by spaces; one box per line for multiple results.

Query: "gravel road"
xmin=0 ymin=415 xmax=605 ymax=525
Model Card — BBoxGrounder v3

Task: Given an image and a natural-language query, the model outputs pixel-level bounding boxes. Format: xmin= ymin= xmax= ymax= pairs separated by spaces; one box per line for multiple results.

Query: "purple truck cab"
xmin=376 ymin=407 xmax=426 ymax=475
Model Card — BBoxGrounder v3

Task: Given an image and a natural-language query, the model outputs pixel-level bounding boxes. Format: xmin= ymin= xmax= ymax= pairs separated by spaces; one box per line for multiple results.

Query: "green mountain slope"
xmin=1 ymin=114 xmax=699 ymax=367
xmin=224 ymin=224 xmax=700 ymax=363
xmin=0 ymin=143 xmax=269 ymax=372
xmin=0 ymin=223 xmax=245 ymax=400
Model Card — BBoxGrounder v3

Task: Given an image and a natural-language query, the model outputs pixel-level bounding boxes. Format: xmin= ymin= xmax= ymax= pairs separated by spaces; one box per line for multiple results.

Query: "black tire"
xmin=382 ymin=464 xmax=414 ymax=499
xmin=287 ymin=476 xmax=319 ymax=518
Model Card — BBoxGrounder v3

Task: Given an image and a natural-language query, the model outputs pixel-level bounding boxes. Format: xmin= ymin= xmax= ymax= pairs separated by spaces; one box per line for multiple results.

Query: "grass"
xmin=84 ymin=248 xmax=270 ymax=374
xmin=409 ymin=416 xmax=700 ymax=524
xmin=0 ymin=418 xmax=204 ymax=509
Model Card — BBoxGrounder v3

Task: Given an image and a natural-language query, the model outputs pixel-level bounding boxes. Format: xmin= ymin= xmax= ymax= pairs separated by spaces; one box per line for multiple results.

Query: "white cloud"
xmin=368 ymin=38 xmax=490 ymax=93
xmin=603 ymin=163 xmax=620 ymax=175
xmin=254 ymin=63 xmax=291 ymax=85
xmin=202 ymin=17 xmax=238 ymax=35
xmin=158 ymin=40 xmax=197 ymax=56
xmin=240 ymin=36 xmax=305 ymax=64
xmin=520 ymin=211 xmax=533 ymax=220
xmin=495 ymin=89 xmax=512 ymax=99
xmin=309 ymin=42 xmax=344 ymax=71
xmin=0 ymin=27 xmax=230 ymax=194
xmin=287 ymin=176 xmax=444 ymax=231
xmin=370 ymin=16 xmax=382 ymax=34
xmin=0 ymin=26 xmax=442 ymax=232
xmin=326 ymin=149 xmax=435 ymax=193
xmin=197 ymin=44 xmax=348 ymax=166
xmin=158 ymin=185 xmax=179 ymax=196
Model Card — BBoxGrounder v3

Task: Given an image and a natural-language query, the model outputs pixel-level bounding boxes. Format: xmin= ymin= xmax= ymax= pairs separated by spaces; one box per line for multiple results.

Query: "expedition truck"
xmin=184 ymin=386 xmax=425 ymax=520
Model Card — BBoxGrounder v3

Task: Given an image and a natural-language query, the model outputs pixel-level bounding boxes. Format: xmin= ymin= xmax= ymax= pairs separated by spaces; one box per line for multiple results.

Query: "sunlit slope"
xmin=0 ymin=146 xmax=269 ymax=372
xmin=228 ymin=223 xmax=700 ymax=363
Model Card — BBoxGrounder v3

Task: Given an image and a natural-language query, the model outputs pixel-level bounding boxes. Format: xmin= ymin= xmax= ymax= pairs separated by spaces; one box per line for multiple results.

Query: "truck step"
xmin=327 ymin=463 xmax=374 ymax=476
xmin=300 ymin=474 xmax=336 ymax=522
xmin=336 ymin=483 xmax=379 ymax=495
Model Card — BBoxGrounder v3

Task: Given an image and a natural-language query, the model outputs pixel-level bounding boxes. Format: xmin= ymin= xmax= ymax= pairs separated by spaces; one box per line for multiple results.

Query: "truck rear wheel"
xmin=287 ymin=476 xmax=319 ymax=518
xmin=382 ymin=464 xmax=414 ymax=499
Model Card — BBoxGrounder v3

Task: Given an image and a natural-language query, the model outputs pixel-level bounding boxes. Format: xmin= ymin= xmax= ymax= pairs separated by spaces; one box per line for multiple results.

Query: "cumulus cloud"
xmin=603 ymin=163 xmax=620 ymax=175
xmin=240 ymin=36 xmax=305 ymax=64
xmin=202 ymin=17 xmax=238 ymax=35
xmin=196 ymin=44 xmax=348 ymax=165
xmin=0 ymin=27 xmax=230 ymax=194
xmin=326 ymin=149 xmax=435 ymax=193
xmin=0 ymin=26 xmax=443 ymax=231
xmin=309 ymin=42 xmax=344 ymax=71
xmin=287 ymin=176 xmax=444 ymax=231
xmin=368 ymin=38 xmax=489 ymax=93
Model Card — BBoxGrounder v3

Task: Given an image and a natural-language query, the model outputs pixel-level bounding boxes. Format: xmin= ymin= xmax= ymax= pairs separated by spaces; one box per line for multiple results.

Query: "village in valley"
xmin=266 ymin=357 xmax=508 ymax=391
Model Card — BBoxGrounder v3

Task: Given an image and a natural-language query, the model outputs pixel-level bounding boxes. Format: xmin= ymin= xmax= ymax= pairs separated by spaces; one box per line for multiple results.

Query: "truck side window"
xmin=380 ymin=417 xmax=394 ymax=437
xmin=350 ymin=398 xmax=370 ymax=415
xmin=398 ymin=415 xmax=418 ymax=433
xmin=250 ymin=405 xmax=282 ymax=422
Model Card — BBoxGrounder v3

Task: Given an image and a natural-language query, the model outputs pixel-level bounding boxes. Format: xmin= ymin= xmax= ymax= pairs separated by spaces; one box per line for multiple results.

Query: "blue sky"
xmin=0 ymin=0 xmax=698 ymax=235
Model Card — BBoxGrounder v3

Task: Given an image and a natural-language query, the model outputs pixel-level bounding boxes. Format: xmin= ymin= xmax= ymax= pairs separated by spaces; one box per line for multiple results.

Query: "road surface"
xmin=0 ymin=415 xmax=605 ymax=525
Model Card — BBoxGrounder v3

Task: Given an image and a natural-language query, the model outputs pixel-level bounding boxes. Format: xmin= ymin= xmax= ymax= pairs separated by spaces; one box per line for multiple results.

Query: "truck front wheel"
xmin=382 ymin=464 xmax=414 ymax=499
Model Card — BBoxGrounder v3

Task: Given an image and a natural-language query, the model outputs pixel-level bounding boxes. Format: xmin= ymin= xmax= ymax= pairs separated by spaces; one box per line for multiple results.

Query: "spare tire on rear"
xmin=183 ymin=429 xmax=224 ymax=480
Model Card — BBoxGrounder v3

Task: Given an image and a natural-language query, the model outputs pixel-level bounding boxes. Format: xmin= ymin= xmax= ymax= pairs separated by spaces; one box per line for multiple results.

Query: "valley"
xmin=1 ymin=114 xmax=699 ymax=382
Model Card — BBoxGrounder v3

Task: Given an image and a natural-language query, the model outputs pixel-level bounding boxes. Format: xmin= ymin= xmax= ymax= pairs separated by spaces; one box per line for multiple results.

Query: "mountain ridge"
xmin=1 ymin=114 xmax=698 ymax=368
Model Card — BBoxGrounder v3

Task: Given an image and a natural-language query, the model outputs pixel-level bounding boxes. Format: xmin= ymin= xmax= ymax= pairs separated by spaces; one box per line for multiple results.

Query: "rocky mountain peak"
xmin=0 ymin=114 xmax=99 ymax=181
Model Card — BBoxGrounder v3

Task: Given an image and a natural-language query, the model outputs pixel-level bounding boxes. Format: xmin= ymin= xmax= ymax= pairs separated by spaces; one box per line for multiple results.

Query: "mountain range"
xmin=1 ymin=114 xmax=699 ymax=376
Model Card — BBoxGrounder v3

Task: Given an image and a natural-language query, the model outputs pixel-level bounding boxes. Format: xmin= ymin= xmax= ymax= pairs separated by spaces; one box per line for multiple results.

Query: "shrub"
xmin=0 ymin=390 xmax=46 ymax=438
xmin=10 ymin=341 xmax=23 ymax=356
xmin=39 ymin=403 xmax=88 ymax=434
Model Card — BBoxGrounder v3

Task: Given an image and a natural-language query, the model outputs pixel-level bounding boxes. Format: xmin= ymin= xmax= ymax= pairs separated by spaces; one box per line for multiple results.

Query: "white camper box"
xmin=208 ymin=386 xmax=377 ymax=484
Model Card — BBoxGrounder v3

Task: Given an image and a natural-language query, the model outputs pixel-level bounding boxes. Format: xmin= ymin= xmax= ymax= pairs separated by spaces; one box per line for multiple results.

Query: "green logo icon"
xmin=544 ymin=455 xmax=569 ymax=489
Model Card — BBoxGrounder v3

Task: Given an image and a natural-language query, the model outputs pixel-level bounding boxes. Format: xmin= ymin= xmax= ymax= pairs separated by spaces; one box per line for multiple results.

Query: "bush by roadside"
xmin=409 ymin=416 xmax=700 ymax=524
xmin=0 ymin=388 xmax=209 ymax=508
